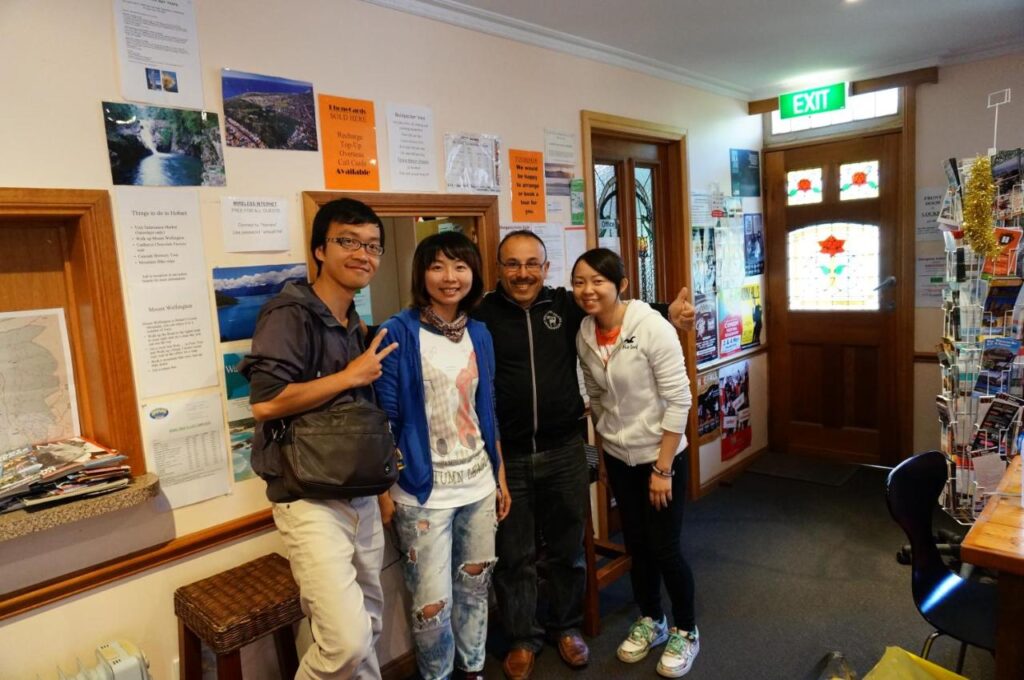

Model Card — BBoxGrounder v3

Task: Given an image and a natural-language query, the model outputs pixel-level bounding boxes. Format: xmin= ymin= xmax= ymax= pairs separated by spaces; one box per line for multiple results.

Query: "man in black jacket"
xmin=474 ymin=230 xmax=693 ymax=680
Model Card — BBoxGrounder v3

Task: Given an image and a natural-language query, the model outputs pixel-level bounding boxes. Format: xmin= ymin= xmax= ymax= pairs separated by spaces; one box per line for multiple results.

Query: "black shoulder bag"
xmin=273 ymin=322 xmax=399 ymax=499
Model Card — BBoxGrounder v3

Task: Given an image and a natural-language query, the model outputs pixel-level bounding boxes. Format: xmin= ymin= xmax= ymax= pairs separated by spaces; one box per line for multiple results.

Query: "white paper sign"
xmin=141 ymin=390 xmax=230 ymax=508
xmin=916 ymin=254 xmax=946 ymax=308
xmin=544 ymin=129 xmax=576 ymax=224
xmin=563 ymin=228 xmax=588 ymax=286
xmin=445 ymin=132 xmax=500 ymax=193
xmin=916 ymin=188 xmax=944 ymax=242
xmin=115 ymin=189 xmax=218 ymax=397
xmin=221 ymin=196 xmax=289 ymax=252
xmin=387 ymin=105 xmax=438 ymax=191
xmin=113 ymin=0 xmax=204 ymax=109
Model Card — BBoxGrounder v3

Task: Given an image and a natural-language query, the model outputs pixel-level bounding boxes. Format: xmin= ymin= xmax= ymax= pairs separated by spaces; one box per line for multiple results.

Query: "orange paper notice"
xmin=509 ymin=149 xmax=546 ymax=223
xmin=319 ymin=95 xmax=379 ymax=191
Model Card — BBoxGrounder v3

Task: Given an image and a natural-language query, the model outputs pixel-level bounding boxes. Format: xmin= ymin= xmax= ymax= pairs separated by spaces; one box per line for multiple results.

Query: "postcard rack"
xmin=935 ymin=153 xmax=1024 ymax=524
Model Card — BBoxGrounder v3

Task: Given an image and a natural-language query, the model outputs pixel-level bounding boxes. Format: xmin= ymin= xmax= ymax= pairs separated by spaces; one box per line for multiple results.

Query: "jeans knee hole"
xmin=415 ymin=600 xmax=447 ymax=625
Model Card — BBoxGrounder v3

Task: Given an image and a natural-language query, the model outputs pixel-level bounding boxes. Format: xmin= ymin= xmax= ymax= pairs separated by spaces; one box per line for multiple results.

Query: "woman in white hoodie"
xmin=572 ymin=248 xmax=698 ymax=679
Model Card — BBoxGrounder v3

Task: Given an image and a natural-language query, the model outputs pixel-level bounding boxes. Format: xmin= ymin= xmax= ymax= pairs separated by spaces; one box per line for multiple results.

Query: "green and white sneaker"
xmin=657 ymin=627 xmax=700 ymax=677
xmin=616 ymin=616 xmax=669 ymax=663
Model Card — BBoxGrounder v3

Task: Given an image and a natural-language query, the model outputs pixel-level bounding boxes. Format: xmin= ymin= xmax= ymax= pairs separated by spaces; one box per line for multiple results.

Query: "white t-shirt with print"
xmin=391 ymin=329 xmax=496 ymax=509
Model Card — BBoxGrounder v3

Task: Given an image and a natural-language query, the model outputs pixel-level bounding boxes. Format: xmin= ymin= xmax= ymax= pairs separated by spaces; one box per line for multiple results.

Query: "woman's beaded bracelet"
xmin=651 ymin=463 xmax=674 ymax=478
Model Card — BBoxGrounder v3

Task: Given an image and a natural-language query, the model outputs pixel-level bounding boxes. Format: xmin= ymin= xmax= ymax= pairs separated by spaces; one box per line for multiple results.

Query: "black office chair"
xmin=885 ymin=450 xmax=998 ymax=673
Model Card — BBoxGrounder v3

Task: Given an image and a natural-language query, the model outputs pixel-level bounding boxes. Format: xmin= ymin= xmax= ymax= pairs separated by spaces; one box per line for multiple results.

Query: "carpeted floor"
xmin=478 ymin=463 xmax=996 ymax=680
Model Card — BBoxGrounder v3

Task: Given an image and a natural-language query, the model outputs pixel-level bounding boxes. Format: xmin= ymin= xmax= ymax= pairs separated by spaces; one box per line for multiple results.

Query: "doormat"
xmin=747 ymin=451 xmax=858 ymax=486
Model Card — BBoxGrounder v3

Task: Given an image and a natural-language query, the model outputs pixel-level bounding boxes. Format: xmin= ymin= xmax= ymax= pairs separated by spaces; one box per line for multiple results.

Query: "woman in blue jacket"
xmin=376 ymin=231 xmax=510 ymax=680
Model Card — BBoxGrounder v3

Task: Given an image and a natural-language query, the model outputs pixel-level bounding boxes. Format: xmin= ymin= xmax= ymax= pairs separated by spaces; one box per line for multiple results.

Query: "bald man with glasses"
xmin=473 ymin=230 xmax=693 ymax=679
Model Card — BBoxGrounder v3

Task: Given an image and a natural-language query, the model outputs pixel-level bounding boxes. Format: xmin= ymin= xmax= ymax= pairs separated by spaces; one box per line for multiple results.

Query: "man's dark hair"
xmin=498 ymin=229 xmax=547 ymax=262
xmin=310 ymin=198 xmax=384 ymax=276
xmin=411 ymin=231 xmax=484 ymax=312
xmin=572 ymin=247 xmax=627 ymax=293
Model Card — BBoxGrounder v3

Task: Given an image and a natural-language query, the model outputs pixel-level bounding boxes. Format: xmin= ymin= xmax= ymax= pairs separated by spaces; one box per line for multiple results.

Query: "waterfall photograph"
xmin=102 ymin=102 xmax=226 ymax=186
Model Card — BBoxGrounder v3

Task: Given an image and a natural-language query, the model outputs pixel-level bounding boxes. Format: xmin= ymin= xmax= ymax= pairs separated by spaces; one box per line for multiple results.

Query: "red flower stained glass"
xmin=852 ymin=171 xmax=867 ymax=186
xmin=797 ymin=178 xmax=812 ymax=192
xmin=818 ymin=235 xmax=846 ymax=257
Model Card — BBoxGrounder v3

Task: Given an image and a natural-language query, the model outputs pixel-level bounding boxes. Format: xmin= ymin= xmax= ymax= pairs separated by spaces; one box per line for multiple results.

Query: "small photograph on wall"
xmin=730 ymin=148 xmax=761 ymax=197
xmin=696 ymin=371 xmax=721 ymax=444
xmin=743 ymin=213 xmax=765 ymax=276
xmin=223 ymin=345 xmax=255 ymax=482
xmin=221 ymin=69 xmax=318 ymax=151
xmin=102 ymin=101 xmax=225 ymax=186
xmin=720 ymin=360 xmax=752 ymax=461
xmin=213 ymin=263 xmax=308 ymax=342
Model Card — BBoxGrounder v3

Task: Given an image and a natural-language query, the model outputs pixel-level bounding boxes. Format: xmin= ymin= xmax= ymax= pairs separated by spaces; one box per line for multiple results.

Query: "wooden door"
xmin=591 ymin=135 xmax=672 ymax=303
xmin=765 ymin=134 xmax=901 ymax=465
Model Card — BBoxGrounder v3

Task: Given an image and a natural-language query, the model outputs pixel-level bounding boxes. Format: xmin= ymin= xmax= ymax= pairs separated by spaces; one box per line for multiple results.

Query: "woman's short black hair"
xmin=571 ymin=247 xmax=627 ymax=293
xmin=411 ymin=231 xmax=484 ymax=312
xmin=310 ymin=198 xmax=384 ymax=276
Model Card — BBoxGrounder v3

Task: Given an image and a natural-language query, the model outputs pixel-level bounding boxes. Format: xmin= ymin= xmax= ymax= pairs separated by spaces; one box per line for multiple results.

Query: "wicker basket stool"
xmin=174 ymin=553 xmax=303 ymax=679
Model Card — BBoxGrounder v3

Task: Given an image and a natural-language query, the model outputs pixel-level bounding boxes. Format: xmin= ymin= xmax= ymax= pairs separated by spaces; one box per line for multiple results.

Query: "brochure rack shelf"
xmin=935 ymin=152 xmax=1023 ymax=524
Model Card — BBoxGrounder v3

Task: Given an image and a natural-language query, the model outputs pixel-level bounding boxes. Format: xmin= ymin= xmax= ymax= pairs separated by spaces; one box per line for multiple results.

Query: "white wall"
xmin=0 ymin=0 xmax=761 ymax=677
xmin=913 ymin=51 xmax=1024 ymax=452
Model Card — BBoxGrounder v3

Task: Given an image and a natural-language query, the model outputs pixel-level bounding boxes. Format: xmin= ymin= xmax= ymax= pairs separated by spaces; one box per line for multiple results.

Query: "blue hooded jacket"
xmin=375 ymin=308 xmax=500 ymax=505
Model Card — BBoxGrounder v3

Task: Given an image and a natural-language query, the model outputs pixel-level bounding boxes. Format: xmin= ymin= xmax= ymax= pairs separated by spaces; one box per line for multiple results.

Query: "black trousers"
xmin=494 ymin=438 xmax=590 ymax=651
xmin=604 ymin=448 xmax=696 ymax=630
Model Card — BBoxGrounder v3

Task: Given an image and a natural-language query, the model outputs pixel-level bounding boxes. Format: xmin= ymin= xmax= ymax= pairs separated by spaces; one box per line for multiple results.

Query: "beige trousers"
xmin=273 ymin=496 xmax=384 ymax=680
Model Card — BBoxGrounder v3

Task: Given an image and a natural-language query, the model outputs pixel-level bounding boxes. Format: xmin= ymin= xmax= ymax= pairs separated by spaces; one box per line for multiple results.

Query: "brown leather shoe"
xmin=557 ymin=633 xmax=590 ymax=668
xmin=503 ymin=648 xmax=535 ymax=680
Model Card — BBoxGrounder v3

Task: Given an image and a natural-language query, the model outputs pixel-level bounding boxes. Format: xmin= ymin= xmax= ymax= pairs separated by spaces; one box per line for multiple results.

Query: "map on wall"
xmin=0 ymin=309 xmax=80 ymax=453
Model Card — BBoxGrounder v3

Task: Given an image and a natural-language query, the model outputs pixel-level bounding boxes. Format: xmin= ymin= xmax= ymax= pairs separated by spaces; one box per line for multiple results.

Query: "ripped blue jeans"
xmin=393 ymin=493 xmax=497 ymax=680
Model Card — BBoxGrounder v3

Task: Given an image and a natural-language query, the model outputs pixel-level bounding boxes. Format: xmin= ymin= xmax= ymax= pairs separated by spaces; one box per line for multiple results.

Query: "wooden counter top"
xmin=962 ymin=456 xmax=1024 ymax=576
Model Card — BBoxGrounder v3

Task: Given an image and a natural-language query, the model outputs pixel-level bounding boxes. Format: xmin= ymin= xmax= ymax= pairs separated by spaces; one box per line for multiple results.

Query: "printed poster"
xmin=718 ymin=289 xmax=743 ymax=358
xmin=221 ymin=196 xmax=290 ymax=252
xmin=730 ymin=149 xmax=761 ymax=197
xmin=319 ymin=95 xmax=379 ymax=190
xmin=141 ymin=390 xmax=230 ymax=508
xmin=509 ymin=149 xmax=546 ymax=223
xmin=916 ymin=188 xmax=944 ymax=242
xmin=692 ymin=225 xmax=718 ymax=364
xmin=544 ymin=129 xmax=575 ymax=223
xmin=570 ymin=178 xmax=585 ymax=225
xmin=696 ymin=371 xmax=720 ymax=444
xmin=743 ymin=213 xmax=765 ymax=276
xmin=114 ymin=0 xmax=204 ymax=109
xmin=719 ymin=360 xmax=752 ymax=461
xmin=740 ymin=282 xmax=763 ymax=350
xmin=223 ymin=346 xmax=255 ymax=482
xmin=386 ymin=104 xmax=438 ymax=191
xmin=444 ymin=132 xmax=500 ymax=193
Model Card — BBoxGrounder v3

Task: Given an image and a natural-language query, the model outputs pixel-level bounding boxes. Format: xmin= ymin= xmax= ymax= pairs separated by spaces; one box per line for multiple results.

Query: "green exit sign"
xmin=778 ymin=83 xmax=847 ymax=119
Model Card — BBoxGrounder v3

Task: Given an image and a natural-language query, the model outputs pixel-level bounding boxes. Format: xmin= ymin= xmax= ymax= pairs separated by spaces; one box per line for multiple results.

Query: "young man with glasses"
xmin=240 ymin=198 xmax=396 ymax=680
xmin=473 ymin=230 xmax=693 ymax=680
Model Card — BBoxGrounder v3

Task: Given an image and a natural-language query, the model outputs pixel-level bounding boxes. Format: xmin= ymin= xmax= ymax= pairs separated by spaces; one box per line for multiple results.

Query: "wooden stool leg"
xmin=178 ymin=620 xmax=203 ymax=680
xmin=274 ymin=624 xmax=300 ymax=678
xmin=216 ymin=650 xmax=243 ymax=680
xmin=583 ymin=500 xmax=600 ymax=637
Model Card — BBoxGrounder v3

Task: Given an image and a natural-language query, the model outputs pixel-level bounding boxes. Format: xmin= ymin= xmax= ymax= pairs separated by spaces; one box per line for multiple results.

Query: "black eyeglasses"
xmin=499 ymin=259 xmax=546 ymax=273
xmin=325 ymin=236 xmax=385 ymax=256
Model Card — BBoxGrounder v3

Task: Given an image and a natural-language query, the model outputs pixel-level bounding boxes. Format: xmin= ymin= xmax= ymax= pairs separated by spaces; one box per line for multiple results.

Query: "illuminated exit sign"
xmin=778 ymin=83 xmax=847 ymax=119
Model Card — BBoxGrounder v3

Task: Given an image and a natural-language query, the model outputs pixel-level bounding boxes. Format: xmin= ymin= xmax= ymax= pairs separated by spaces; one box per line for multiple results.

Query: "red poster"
xmin=509 ymin=149 xmax=546 ymax=223
xmin=719 ymin=360 xmax=752 ymax=461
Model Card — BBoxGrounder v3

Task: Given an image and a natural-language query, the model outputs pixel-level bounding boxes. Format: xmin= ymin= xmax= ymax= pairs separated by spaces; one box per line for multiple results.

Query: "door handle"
xmin=873 ymin=275 xmax=897 ymax=291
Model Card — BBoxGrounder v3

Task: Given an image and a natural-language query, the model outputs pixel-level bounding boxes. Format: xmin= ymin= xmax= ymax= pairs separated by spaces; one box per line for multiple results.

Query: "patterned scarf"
xmin=420 ymin=306 xmax=469 ymax=343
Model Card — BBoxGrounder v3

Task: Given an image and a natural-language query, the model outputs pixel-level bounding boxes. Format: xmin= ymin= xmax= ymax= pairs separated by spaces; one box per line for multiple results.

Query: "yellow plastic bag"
xmin=863 ymin=646 xmax=968 ymax=680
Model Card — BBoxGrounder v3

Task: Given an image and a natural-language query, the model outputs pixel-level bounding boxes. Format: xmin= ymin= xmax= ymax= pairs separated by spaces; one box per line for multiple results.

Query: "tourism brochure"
xmin=973 ymin=337 xmax=1021 ymax=395
xmin=971 ymin=392 xmax=1024 ymax=452
xmin=0 ymin=437 xmax=128 ymax=511
xmin=981 ymin=227 xmax=1023 ymax=278
xmin=981 ymin=277 xmax=1023 ymax=332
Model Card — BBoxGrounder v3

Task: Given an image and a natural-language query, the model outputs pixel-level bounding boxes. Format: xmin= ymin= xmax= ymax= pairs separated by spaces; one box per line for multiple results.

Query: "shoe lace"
xmin=628 ymin=618 xmax=654 ymax=643
xmin=665 ymin=631 xmax=695 ymax=659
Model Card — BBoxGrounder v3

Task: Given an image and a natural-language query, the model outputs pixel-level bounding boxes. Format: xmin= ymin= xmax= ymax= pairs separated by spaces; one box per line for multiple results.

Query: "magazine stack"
xmin=0 ymin=437 xmax=132 ymax=514
xmin=936 ymin=149 xmax=1024 ymax=522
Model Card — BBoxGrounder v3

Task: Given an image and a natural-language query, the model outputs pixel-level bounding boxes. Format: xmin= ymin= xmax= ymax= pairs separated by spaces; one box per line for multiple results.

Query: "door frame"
xmin=763 ymin=91 xmax=916 ymax=466
xmin=580 ymin=111 xmax=700 ymax=498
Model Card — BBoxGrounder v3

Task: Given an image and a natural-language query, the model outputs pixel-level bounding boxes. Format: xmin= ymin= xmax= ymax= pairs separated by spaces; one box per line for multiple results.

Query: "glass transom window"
xmin=788 ymin=223 xmax=880 ymax=310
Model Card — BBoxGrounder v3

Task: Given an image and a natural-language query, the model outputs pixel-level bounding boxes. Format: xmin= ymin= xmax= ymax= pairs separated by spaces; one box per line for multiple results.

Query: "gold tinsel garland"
xmin=962 ymin=155 xmax=998 ymax=258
